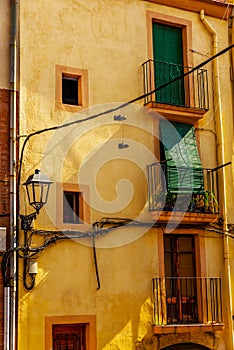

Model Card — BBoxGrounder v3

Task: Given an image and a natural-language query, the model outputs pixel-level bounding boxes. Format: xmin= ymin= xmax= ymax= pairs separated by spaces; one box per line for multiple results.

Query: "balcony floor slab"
xmin=150 ymin=210 xmax=218 ymax=224
xmin=153 ymin=323 xmax=224 ymax=334
xmin=145 ymin=102 xmax=207 ymax=123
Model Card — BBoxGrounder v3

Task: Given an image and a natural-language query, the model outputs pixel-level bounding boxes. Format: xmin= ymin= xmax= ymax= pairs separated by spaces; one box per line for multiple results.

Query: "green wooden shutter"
xmin=160 ymin=121 xmax=204 ymax=193
xmin=153 ymin=23 xmax=183 ymax=63
xmin=153 ymin=22 xmax=184 ymax=105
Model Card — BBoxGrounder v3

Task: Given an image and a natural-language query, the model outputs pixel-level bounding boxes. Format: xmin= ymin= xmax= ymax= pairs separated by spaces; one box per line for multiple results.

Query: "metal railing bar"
xmin=152 ymin=277 xmax=222 ymax=326
xmin=142 ymin=59 xmax=209 ymax=110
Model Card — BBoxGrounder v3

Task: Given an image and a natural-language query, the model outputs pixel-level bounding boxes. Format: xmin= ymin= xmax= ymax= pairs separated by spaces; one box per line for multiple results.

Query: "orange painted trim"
xmin=144 ymin=0 xmax=233 ymax=20
xmin=157 ymin=227 xmax=165 ymax=278
xmin=45 ymin=315 xmax=96 ymax=350
xmin=196 ymin=234 xmax=207 ymax=278
xmin=55 ymin=65 xmax=88 ymax=112
xmin=152 ymin=117 xmax=160 ymax=165
xmin=166 ymin=228 xmax=208 ymax=235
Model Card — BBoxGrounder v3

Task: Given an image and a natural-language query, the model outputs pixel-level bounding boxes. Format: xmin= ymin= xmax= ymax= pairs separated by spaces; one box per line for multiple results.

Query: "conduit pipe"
xmin=3 ymin=287 xmax=10 ymax=350
xmin=200 ymin=10 xmax=233 ymax=349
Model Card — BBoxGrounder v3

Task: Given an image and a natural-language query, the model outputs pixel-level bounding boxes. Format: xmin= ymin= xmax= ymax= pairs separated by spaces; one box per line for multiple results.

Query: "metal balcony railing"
xmin=142 ymin=59 xmax=209 ymax=110
xmin=147 ymin=163 xmax=219 ymax=213
xmin=153 ymin=277 xmax=222 ymax=325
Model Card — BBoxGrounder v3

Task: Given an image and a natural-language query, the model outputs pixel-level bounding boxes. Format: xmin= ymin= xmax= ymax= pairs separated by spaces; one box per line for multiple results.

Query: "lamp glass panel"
xmin=26 ymin=183 xmax=50 ymax=205
xmin=36 ymin=183 xmax=49 ymax=205
xmin=25 ymin=183 xmax=35 ymax=205
xmin=41 ymin=184 xmax=50 ymax=204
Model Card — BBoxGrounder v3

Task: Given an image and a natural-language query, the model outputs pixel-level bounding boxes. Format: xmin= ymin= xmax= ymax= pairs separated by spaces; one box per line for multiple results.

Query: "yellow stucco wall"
xmin=18 ymin=1 xmax=234 ymax=349
xmin=19 ymin=231 xmax=159 ymax=349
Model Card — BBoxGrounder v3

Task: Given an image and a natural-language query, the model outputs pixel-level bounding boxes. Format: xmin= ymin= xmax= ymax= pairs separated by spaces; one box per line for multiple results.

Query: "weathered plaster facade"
xmin=1 ymin=0 xmax=233 ymax=350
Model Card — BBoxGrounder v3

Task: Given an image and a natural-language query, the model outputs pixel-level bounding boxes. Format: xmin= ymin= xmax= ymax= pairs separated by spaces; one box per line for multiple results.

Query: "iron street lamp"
xmin=20 ymin=169 xmax=53 ymax=290
xmin=24 ymin=168 xmax=52 ymax=212
xmin=21 ymin=169 xmax=53 ymax=231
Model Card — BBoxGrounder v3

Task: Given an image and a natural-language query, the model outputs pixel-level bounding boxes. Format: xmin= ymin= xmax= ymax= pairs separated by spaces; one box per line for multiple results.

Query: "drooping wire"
xmin=17 ymin=43 xmax=234 ymax=191
xmin=9 ymin=43 xmax=234 ymax=288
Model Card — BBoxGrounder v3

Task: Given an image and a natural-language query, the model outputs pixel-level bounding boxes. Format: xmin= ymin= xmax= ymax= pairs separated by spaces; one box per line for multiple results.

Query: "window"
xmin=62 ymin=74 xmax=79 ymax=105
xmin=164 ymin=235 xmax=198 ymax=324
xmin=63 ymin=191 xmax=83 ymax=224
xmin=55 ymin=65 xmax=88 ymax=112
xmin=152 ymin=22 xmax=184 ymax=105
xmin=56 ymin=183 xmax=90 ymax=229
xmin=159 ymin=121 xmax=204 ymax=194
xmin=53 ymin=323 xmax=86 ymax=350
xmin=45 ymin=315 xmax=96 ymax=350
xmin=164 ymin=235 xmax=196 ymax=279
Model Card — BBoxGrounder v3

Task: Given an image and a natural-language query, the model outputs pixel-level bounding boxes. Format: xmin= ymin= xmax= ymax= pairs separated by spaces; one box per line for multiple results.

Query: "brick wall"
xmin=0 ymin=89 xmax=10 ymax=228
xmin=0 ymin=88 xmax=10 ymax=350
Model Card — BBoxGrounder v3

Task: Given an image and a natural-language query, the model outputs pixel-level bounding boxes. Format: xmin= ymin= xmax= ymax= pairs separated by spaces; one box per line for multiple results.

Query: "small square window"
xmin=55 ymin=65 xmax=88 ymax=112
xmin=56 ymin=183 xmax=90 ymax=229
xmin=63 ymin=191 xmax=83 ymax=224
xmin=62 ymin=75 xmax=79 ymax=105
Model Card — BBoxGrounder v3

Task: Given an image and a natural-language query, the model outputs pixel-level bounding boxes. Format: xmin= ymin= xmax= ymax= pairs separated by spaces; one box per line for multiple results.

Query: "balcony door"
xmin=152 ymin=22 xmax=185 ymax=105
xmin=164 ymin=235 xmax=198 ymax=324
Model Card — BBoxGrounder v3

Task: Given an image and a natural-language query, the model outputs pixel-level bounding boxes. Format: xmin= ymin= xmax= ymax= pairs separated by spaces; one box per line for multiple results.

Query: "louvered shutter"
xmin=160 ymin=121 xmax=204 ymax=193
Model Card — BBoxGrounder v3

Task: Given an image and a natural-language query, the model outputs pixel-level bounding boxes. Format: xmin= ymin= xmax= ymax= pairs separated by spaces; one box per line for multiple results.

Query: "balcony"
xmin=152 ymin=277 xmax=223 ymax=333
xmin=147 ymin=163 xmax=219 ymax=223
xmin=142 ymin=60 xmax=209 ymax=122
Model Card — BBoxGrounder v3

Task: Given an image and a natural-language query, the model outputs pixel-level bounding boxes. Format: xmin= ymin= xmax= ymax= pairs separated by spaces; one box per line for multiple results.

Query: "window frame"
xmin=55 ymin=65 xmax=88 ymax=112
xmin=157 ymin=228 xmax=206 ymax=281
xmin=63 ymin=190 xmax=83 ymax=224
xmin=56 ymin=183 xmax=90 ymax=230
xmin=157 ymin=228 xmax=207 ymax=324
xmin=45 ymin=315 xmax=96 ymax=350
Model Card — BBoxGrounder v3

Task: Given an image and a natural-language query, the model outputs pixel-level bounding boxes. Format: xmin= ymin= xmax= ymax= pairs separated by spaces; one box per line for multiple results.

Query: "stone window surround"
xmin=45 ymin=315 xmax=96 ymax=350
